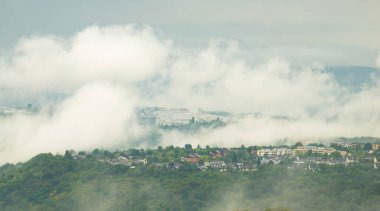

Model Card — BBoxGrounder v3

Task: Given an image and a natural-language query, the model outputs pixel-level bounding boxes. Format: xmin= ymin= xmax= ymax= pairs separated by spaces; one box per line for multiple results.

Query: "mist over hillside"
xmin=1 ymin=1 xmax=380 ymax=210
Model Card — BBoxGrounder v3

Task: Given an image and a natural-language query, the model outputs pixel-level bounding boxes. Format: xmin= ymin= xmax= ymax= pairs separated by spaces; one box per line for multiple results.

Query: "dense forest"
xmin=1 ymin=152 xmax=380 ymax=211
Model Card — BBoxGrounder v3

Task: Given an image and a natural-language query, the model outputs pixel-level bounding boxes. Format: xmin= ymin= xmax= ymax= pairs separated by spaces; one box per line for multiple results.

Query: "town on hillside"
xmin=67 ymin=141 xmax=380 ymax=172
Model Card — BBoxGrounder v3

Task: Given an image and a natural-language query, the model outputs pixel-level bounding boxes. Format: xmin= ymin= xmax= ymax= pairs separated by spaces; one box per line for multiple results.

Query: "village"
xmin=69 ymin=141 xmax=380 ymax=172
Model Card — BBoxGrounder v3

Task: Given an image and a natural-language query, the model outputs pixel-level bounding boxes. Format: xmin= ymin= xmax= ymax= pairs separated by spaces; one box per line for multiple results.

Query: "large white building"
xmin=257 ymin=148 xmax=294 ymax=157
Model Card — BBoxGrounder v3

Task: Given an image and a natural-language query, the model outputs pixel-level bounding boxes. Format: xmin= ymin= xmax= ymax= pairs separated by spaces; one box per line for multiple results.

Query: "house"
xmin=373 ymin=144 xmax=380 ymax=150
xmin=209 ymin=161 xmax=226 ymax=169
xmin=214 ymin=150 xmax=223 ymax=157
xmin=235 ymin=162 xmax=254 ymax=171
xmin=184 ymin=154 xmax=201 ymax=163
xmin=129 ymin=158 xmax=148 ymax=166
xmin=209 ymin=150 xmax=224 ymax=158
xmin=257 ymin=148 xmax=293 ymax=157
xmin=110 ymin=156 xmax=129 ymax=165
xmin=313 ymin=147 xmax=336 ymax=155
xmin=261 ymin=158 xmax=281 ymax=165
xmin=339 ymin=151 xmax=348 ymax=157
xmin=293 ymin=146 xmax=313 ymax=154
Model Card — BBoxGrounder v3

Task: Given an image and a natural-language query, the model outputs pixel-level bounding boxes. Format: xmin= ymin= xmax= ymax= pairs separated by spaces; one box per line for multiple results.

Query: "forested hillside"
xmin=1 ymin=152 xmax=379 ymax=211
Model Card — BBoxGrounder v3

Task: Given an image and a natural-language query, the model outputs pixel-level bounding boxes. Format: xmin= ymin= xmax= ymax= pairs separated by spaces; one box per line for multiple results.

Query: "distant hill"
xmin=334 ymin=136 xmax=380 ymax=144
xmin=325 ymin=66 xmax=380 ymax=91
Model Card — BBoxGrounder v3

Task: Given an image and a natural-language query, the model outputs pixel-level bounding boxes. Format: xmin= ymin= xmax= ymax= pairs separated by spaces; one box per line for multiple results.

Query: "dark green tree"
xmin=364 ymin=143 xmax=372 ymax=151
xmin=185 ymin=144 xmax=192 ymax=151
xmin=291 ymin=141 xmax=303 ymax=149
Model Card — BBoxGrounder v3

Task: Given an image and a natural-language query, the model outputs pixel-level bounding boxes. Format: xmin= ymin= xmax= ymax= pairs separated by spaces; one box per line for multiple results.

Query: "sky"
xmin=0 ymin=1 xmax=380 ymax=163
xmin=1 ymin=0 xmax=380 ymax=66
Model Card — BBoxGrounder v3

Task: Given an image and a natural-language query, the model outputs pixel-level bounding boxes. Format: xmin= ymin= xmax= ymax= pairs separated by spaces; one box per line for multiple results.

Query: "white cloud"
xmin=160 ymin=115 xmax=380 ymax=148
xmin=0 ymin=25 xmax=170 ymax=91
xmin=149 ymin=40 xmax=343 ymax=118
xmin=0 ymin=24 xmax=379 ymax=163
xmin=0 ymin=82 xmax=141 ymax=163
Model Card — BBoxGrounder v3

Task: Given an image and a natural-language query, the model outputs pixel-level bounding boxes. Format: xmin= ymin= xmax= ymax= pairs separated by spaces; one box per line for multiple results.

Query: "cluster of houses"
xmin=169 ymin=148 xmax=257 ymax=171
xmin=68 ymin=140 xmax=380 ymax=171
xmin=182 ymin=148 xmax=229 ymax=163
xmin=294 ymin=157 xmax=355 ymax=166
xmin=256 ymin=144 xmax=380 ymax=168
xmin=147 ymin=160 xmax=256 ymax=172
xmin=256 ymin=146 xmax=347 ymax=158
xmin=100 ymin=157 xmax=257 ymax=172
xmin=255 ymin=146 xmax=354 ymax=166
xmin=202 ymin=161 xmax=256 ymax=171
xmin=95 ymin=147 xmax=258 ymax=171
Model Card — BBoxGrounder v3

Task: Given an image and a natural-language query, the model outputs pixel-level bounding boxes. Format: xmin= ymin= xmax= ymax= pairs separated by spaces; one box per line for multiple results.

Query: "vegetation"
xmin=0 ymin=150 xmax=380 ymax=211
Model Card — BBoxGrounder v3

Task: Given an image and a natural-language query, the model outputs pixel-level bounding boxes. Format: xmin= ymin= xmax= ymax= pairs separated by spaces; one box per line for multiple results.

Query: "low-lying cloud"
xmin=0 ymin=82 xmax=141 ymax=163
xmin=0 ymin=24 xmax=379 ymax=163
